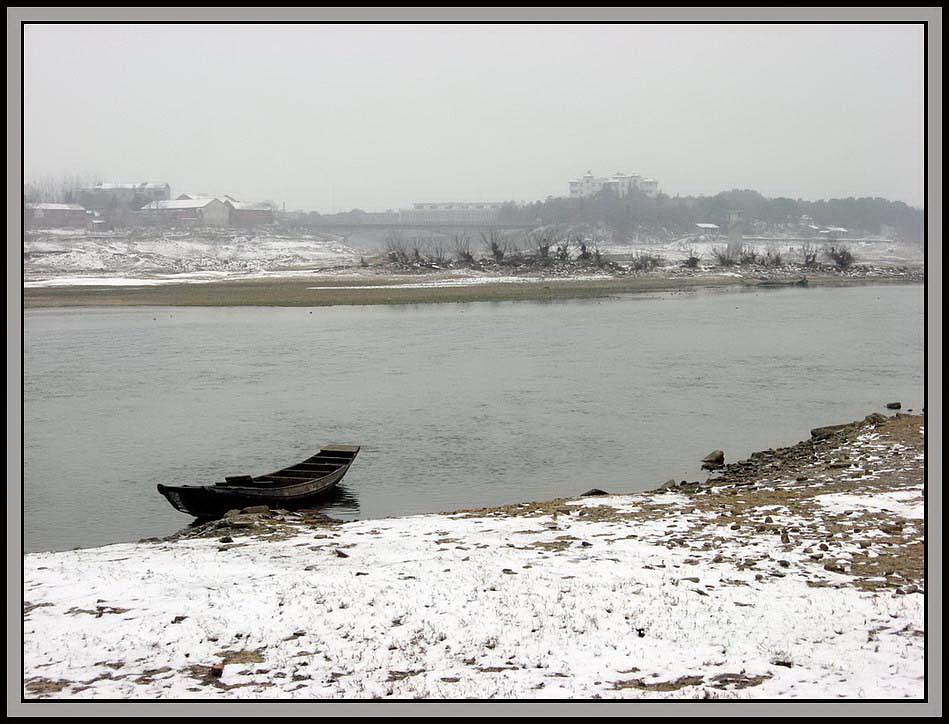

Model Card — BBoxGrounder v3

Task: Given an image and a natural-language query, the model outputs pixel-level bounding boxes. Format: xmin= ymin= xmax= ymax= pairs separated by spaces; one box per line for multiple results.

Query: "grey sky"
xmin=23 ymin=23 xmax=925 ymax=211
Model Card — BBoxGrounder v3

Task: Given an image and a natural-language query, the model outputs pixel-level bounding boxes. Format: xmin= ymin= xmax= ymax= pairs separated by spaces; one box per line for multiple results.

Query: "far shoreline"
xmin=22 ymin=268 xmax=925 ymax=309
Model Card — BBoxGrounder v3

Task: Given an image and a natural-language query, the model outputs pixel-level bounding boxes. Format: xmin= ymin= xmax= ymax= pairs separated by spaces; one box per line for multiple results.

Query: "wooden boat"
xmin=157 ymin=444 xmax=360 ymax=518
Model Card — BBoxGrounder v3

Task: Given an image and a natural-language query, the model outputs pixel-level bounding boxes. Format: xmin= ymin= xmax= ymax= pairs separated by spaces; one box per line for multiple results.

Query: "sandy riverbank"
xmin=23 ymin=265 xmax=923 ymax=309
xmin=22 ymin=412 xmax=925 ymax=699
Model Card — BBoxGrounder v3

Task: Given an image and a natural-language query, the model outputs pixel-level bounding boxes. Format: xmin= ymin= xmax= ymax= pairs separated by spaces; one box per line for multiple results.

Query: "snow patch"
xmin=812 ymin=488 xmax=924 ymax=520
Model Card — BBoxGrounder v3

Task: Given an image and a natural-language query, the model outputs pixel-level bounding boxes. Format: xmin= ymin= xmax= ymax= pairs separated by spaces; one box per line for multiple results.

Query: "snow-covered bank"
xmin=23 ymin=230 xmax=360 ymax=284
xmin=24 ymin=269 xmax=353 ymax=289
xmin=23 ymin=415 xmax=925 ymax=700
xmin=23 ymin=229 xmax=924 ymax=290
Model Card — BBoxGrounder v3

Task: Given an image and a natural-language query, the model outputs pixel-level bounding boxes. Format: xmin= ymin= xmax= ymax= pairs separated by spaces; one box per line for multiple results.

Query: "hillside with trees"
xmin=497 ymin=189 xmax=924 ymax=243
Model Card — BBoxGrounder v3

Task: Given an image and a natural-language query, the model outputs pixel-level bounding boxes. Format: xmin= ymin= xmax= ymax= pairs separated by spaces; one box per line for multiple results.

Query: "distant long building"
xmin=399 ymin=202 xmax=504 ymax=225
xmin=568 ymin=171 xmax=658 ymax=199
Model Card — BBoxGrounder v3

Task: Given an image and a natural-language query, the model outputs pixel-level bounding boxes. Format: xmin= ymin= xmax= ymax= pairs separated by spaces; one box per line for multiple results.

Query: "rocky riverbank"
xmin=23 ymin=412 xmax=925 ymax=699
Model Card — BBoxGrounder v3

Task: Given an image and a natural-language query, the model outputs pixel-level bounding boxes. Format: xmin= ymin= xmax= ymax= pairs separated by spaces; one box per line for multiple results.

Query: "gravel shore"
xmin=23 ymin=413 xmax=925 ymax=700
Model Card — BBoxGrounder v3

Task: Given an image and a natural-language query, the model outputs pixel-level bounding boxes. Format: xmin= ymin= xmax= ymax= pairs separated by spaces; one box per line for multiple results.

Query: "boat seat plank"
xmin=318 ymin=445 xmax=360 ymax=454
xmin=224 ymin=475 xmax=254 ymax=484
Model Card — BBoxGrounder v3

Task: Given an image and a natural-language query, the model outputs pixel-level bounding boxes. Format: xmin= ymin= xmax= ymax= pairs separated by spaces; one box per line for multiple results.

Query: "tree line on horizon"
xmin=496 ymin=188 xmax=924 ymax=243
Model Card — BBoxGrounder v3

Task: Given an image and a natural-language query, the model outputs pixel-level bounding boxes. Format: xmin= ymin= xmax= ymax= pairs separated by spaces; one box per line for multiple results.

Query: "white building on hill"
xmin=568 ymin=171 xmax=659 ymax=199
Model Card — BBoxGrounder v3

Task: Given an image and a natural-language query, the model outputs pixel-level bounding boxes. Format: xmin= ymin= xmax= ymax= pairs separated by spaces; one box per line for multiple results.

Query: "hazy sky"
xmin=23 ymin=23 xmax=925 ymax=211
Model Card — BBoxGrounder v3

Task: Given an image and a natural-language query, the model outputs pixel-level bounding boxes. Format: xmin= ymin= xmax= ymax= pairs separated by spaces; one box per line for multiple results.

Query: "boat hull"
xmin=157 ymin=445 xmax=358 ymax=518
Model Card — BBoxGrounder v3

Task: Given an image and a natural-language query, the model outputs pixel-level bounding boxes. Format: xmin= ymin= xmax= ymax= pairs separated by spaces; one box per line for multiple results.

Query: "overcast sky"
xmin=23 ymin=23 xmax=925 ymax=212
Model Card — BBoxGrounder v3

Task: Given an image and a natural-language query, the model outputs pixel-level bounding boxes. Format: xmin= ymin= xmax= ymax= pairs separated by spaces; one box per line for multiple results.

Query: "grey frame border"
xmin=8 ymin=6 xmax=942 ymax=718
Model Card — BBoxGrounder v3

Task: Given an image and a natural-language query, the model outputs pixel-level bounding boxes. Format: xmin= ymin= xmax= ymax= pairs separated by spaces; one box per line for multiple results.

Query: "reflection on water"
xmin=312 ymin=483 xmax=360 ymax=518
xmin=23 ymin=284 xmax=924 ymax=552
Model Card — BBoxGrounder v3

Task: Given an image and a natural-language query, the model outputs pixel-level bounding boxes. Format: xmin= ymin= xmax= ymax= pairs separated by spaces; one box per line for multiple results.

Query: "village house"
xmin=176 ymin=194 xmax=275 ymax=227
xmin=695 ymin=222 xmax=720 ymax=239
xmin=139 ymin=197 xmax=230 ymax=227
xmin=24 ymin=202 xmax=90 ymax=229
xmin=227 ymin=201 xmax=275 ymax=227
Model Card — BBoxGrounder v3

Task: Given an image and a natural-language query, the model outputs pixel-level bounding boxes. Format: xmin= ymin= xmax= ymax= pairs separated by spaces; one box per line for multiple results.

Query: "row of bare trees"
xmin=23 ymin=175 xmax=102 ymax=205
xmin=383 ymin=233 xmax=859 ymax=271
xmin=383 ymin=229 xmax=612 ymax=267
xmin=709 ymin=242 xmax=855 ymax=270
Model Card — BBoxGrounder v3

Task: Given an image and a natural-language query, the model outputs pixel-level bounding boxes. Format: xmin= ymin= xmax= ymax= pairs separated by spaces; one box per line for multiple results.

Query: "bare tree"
xmin=825 ymin=245 xmax=855 ymax=270
xmin=384 ymin=229 xmax=410 ymax=264
xmin=739 ymin=245 xmax=759 ymax=266
xmin=575 ymin=234 xmax=592 ymax=261
xmin=592 ymin=243 xmax=605 ymax=266
xmin=23 ymin=174 xmax=98 ymax=205
xmin=762 ymin=248 xmax=784 ymax=267
xmin=426 ymin=237 xmax=449 ymax=266
xmin=410 ymin=237 xmax=424 ymax=263
xmin=452 ymin=232 xmax=474 ymax=263
xmin=531 ymin=229 xmax=555 ymax=259
xmin=800 ymin=243 xmax=819 ymax=268
xmin=507 ymin=233 xmax=533 ymax=265
xmin=555 ymin=239 xmax=571 ymax=261
xmin=682 ymin=247 xmax=701 ymax=268
xmin=630 ymin=252 xmax=664 ymax=270
xmin=481 ymin=230 xmax=507 ymax=263
xmin=712 ymin=244 xmax=739 ymax=266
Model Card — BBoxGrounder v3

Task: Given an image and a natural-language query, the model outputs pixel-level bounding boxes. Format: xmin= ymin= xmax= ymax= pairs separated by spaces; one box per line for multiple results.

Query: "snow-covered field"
xmin=23 ymin=230 xmax=361 ymax=286
xmin=23 ymin=416 xmax=925 ymax=700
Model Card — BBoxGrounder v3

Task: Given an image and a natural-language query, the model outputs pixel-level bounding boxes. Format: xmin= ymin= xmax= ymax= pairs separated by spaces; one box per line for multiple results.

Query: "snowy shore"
xmin=23 ymin=229 xmax=923 ymax=295
xmin=23 ymin=414 xmax=925 ymax=700
xmin=22 ymin=229 xmax=360 ymax=285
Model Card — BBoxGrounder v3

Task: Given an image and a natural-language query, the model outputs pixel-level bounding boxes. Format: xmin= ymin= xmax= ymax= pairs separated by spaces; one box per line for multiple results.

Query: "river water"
xmin=23 ymin=283 xmax=924 ymax=552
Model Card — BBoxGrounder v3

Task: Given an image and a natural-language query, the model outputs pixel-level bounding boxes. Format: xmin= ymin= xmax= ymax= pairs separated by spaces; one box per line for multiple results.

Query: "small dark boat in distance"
xmin=750 ymin=276 xmax=809 ymax=288
xmin=157 ymin=444 xmax=360 ymax=518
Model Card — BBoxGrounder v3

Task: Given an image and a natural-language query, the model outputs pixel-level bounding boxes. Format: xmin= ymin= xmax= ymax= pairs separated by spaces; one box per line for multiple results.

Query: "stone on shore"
xmin=701 ymin=450 xmax=725 ymax=465
xmin=580 ymin=488 xmax=609 ymax=497
xmin=810 ymin=423 xmax=849 ymax=439
xmin=242 ymin=505 xmax=270 ymax=514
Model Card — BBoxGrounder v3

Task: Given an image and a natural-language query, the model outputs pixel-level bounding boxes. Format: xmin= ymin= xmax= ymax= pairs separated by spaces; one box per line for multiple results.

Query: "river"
xmin=22 ymin=283 xmax=924 ymax=552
